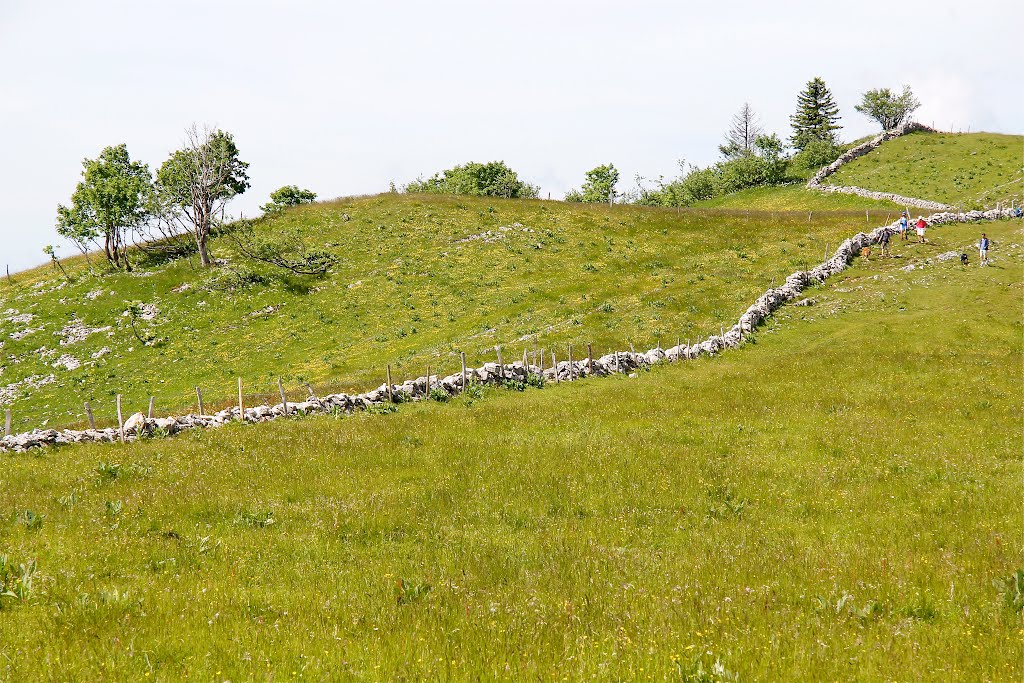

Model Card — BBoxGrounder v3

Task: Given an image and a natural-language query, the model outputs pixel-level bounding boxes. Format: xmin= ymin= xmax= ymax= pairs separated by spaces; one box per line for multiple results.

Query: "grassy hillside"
xmin=826 ymin=131 xmax=1023 ymax=208
xmin=1 ymin=196 xmax=902 ymax=432
xmin=1 ymin=215 xmax=1021 ymax=682
xmin=695 ymin=183 xmax=899 ymax=211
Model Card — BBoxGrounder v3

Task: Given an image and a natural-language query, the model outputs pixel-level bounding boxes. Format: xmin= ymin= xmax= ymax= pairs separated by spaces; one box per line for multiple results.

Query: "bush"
xmin=791 ymin=139 xmax=842 ymax=172
xmin=261 ymin=185 xmax=317 ymax=214
xmin=405 ymin=161 xmax=539 ymax=199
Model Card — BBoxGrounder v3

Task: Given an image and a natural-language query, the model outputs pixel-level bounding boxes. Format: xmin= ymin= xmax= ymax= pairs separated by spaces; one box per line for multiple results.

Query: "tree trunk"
xmin=197 ymin=233 xmax=212 ymax=267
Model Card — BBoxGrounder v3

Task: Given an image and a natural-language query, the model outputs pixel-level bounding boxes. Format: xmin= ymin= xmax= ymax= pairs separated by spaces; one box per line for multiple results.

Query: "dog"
xmin=860 ymin=246 xmax=872 ymax=261
xmin=960 ymin=253 xmax=969 ymax=266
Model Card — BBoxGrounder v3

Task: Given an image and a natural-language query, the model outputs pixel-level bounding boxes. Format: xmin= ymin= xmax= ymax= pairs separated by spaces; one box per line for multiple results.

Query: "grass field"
xmin=826 ymin=131 xmax=1024 ymax=208
xmin=1 ymin=195 xmax=905 ymax=432
xmin=1 ymin=216 xmax=1021 ymax=682
xmin=695 ymin=183 xmax=899 ymax=211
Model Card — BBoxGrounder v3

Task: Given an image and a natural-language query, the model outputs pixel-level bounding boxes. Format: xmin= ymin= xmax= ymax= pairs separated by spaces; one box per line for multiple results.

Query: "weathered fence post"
xmin=865 ymin=209 xmax=869 ymax=223
xmin=386 ymin=365 xmax=394 ymax=402
xmin=460 ymin=352 xmax=468 ymax=392
xmin=3 ymin=408 xmax=10 ymax=437
xmin=195 ymin=386 xmax=205 ymax=416
xmin=495 ymin=346 xmax=504 ymax=379
xmin=85 ymin=401 xmax=96 ymax=430
xmin=552 ymin=350 xmax=559 ymax=383
xmin=567 ymin=344 xmax=574 ymax=380
xmin=148 ymin=396 xmax=155 ymax=419
xmin=278 ymin=378 xmax=288 ymax=415
xmin=116 ymin=394 xmax=124 ymax=443
xmin=426 ymin=364 xmax=431 ymax=395
xmin=238 ymin=378 xmax=245 ymax=421
xmin=522 ymin=349 xmax=528 ymax=369
xmin=588 ymin=343 xmax=594 ymax=375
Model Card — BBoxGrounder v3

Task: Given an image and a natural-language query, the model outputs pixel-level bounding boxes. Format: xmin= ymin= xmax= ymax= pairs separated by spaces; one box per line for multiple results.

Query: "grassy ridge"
xmin=1 ymin=217 xmax=1021 ymax=681
xmin=826 ymin=131 xmax=1024 ymax=208
xmin=1 ymin=196 xmax=900 ymax=432
xmin=695 ymin=183 xmax=899 ymax=210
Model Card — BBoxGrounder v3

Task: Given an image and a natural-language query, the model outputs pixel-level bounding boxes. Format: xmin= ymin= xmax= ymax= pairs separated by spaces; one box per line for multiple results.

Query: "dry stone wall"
xmin=807 ymin=121 xmax=953 ymax=210
xmin=3 ymin=207 xmax=1017 ymax=453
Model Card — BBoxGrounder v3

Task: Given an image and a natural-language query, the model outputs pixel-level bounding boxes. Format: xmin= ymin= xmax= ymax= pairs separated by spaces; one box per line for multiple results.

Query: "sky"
xmin=1 ymin=0 xmax=1020 ymax=273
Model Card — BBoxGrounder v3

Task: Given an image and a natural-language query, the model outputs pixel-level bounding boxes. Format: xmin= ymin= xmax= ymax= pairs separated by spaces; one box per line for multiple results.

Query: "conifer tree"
xmin=789 ymin=77 xmax=842 ymax=151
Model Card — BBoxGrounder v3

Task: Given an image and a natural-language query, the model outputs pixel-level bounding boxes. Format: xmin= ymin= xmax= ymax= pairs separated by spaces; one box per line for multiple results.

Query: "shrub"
xmin=261 ymin=186 xmax=316 ymax=214
xmin=791 ymin=139 xmax=842 ymax=172
xmin=405 ymin=161 xmax=538 ymax=199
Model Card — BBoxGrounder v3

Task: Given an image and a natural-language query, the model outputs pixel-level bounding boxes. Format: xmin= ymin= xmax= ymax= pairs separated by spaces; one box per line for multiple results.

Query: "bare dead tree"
xmin=719 ymin=103 xmax=764 ymax=159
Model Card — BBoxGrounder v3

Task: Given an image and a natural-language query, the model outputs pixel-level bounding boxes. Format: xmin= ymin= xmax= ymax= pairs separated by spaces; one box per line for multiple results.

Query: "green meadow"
xmin=1 ymin=215 xmax=1021 ymax=682
xmin=2 ymin=195 xmax=902 ymax=432
xmin=826 ymin=131 xmax=1023 ymax=208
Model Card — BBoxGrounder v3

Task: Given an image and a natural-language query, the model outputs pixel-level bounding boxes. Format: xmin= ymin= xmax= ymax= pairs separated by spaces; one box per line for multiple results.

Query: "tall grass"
xmin=0 ymin=217 xmax=1020 ymax=681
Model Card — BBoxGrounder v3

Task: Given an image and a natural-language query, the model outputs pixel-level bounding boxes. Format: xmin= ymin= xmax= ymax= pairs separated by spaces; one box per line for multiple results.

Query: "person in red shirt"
xmin=915 ymin=216 xmax=928 ymax=243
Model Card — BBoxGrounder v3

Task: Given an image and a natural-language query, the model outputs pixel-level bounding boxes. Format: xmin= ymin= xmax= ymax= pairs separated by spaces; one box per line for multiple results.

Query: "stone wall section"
xmin=806 ymin=121 xmax=953 ymax=210
xmin=3 ymin=207 xmax=1017 ymax=453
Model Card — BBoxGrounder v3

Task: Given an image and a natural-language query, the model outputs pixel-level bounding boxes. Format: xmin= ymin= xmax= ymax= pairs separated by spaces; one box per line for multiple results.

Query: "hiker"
xmin=879 ymin=228 xmax=892 ymax=257
xmin=898 ymin=211 xmax=909 ymax=240
xmin=915 ymin=216 xmax=928 ymax=243
xmin=979 ymin=233 xmax=990 ymax=266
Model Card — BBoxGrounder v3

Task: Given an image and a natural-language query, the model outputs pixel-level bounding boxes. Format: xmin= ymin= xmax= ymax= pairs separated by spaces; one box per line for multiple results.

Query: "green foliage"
xmin=428 ymin=387 xmax=451 ymax=402
xmin=201 ymin=264 xmax=267 ymax=292
xmin=395 ymin=578 xmax=432 ymax=605
xmin=55 ymin=144 xmax=152 ymax=269
xmin=261 ymin=185 xmax=317 ymax=214
xmin=565 ymin=163 xmax=619 ymax=203
xmin=790 ymin=138 xmax=842 ymax=172
xmin=639 ymin=136 xmax=788 ymax=207
xmin=855 ymin=85 xmax=920 ymax=131
xmin=994 ymin=569 xmax=1024 ymax=613
xmin=790 ymin=77 xmax=842 ymax=151
xmin=0 ymin=556 xmax=36 ymax=608
xmin=404 ymin=161 xmax=538 ymax=199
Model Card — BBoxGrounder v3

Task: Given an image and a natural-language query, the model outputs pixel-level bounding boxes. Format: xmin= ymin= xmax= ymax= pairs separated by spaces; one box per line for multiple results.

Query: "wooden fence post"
xmin=148 ymin=396 xmax=155 ymax=419
xmin=85 ymin=401 xmax=96 ymax=430
xmin=386 ymin=365 xmax=394 ymax=402
xmin=496 ymin=346 xmax=504 ymax=379
xmin=567 ymin=344 xmax=574 ymax=381
xmin=533 ymin=340 xmax=538 ymax=369
xmin=426 ymin=364 xmax=431 ymax=395
xmin=552 ymin=350 xmax=559 ymax=383
xmin=195 ymin=386 xmax=205 ymax=416
xmin=522 ymin=349 xmax=528 ymax=368
xmin=116 ymin=394 xmax=124 ymax=443
xmin=278 ymin=378 xmax=288 ymax=415
xmin=587 ymin=343 xmax=594 ymax=375
xmin=304 ymin=383 xmax=316 ymax=398
xmin=3 ymin=408 xmax=10 ymax=437
xmin=238 ymin=378 xmax=245 ymax=421
xmin=461 ymin=352 xmax=468 ymax=392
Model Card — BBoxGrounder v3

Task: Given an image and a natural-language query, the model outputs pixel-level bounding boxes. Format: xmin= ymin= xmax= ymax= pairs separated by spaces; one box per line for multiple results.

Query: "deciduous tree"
xmin=156 ymin=126 xmax=250 ymax=267
xmin=55 ymin=144 xmax=152 ymax=270
xmin=854 ymin=86 xmax=921 ymax=131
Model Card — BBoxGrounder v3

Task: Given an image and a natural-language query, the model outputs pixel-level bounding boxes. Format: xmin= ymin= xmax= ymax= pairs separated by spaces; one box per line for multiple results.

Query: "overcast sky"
xmin=1 ymin=0 xmax=1020 ymax=272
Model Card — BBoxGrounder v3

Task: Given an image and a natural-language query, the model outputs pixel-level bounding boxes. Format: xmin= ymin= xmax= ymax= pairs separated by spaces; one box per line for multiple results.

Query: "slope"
xmin=1 ymin=196 xmax=901 ymax=432
xmin=825 ymin=131 xmax=1023 ymax=208
xmin=1 ymin=214 xmax=1021 ymax=682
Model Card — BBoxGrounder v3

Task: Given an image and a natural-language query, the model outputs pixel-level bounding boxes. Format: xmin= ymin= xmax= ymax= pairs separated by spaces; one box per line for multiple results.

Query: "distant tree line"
xmin=400 ymin=79 xmax=922 ymax=209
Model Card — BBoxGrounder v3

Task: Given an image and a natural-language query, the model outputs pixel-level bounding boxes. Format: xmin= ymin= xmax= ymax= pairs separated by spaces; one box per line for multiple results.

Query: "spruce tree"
xmin=789 ymin=77 xmax=842 ymax=151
